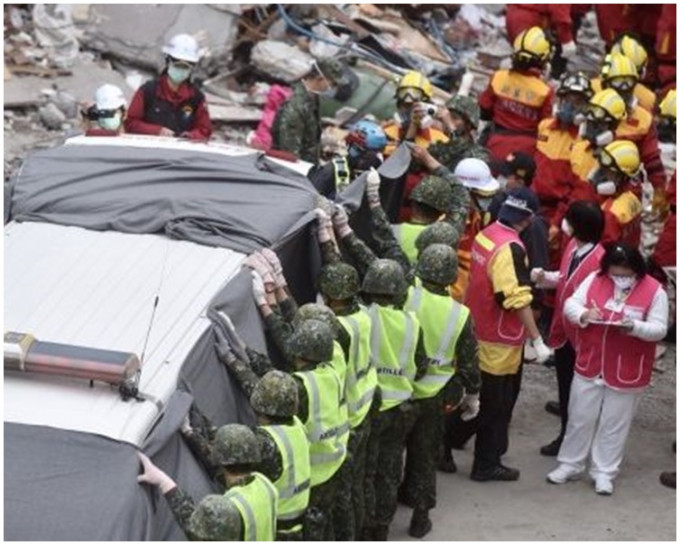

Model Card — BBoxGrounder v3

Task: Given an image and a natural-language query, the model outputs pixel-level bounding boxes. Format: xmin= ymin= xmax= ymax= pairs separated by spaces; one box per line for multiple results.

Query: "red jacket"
xmin=600 ymin=189 xmax=642 ymax=247
xmin=548 ymin=240 xmax=605 ymax=349
xmin=125 ymin=74 xmax=212 ymax=140
xmin=655 ymin=4 xmax=676 ymax=91
xmin=506 ymin=5 xmax=574 ymax=44
xmin=652 ymin=171 xmax=676 ymax=267
xmin=573 ymin=274 xmax=661 ymax=389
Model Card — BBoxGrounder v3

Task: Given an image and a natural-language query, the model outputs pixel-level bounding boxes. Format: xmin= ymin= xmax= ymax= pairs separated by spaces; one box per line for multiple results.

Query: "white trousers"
xmin=557 ymin=375 xmax=642 ymax=481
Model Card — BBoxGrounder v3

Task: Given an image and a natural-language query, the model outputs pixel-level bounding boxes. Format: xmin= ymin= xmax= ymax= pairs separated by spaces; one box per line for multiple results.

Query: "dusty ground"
xmin=391 ymin=344 xmax=677 ymax=541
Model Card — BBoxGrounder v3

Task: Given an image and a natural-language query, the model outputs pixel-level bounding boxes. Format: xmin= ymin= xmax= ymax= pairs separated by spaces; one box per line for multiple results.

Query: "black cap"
xmin=498 ymin=187 xmax=539 ymax=225
xmin=499 ymin=152 xmax=536 ymax=185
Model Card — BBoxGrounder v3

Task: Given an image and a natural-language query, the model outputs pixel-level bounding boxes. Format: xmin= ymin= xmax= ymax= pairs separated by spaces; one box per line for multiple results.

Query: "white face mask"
xmin=561 ymin=218 xmax=574 ymax=237
xmin=596 ymin=181 xmax=617 ymax=196
xmin=610 ymin=274 xmax=635 ymax=290
xmin=497 ymin=175 xmax=508 ymax=190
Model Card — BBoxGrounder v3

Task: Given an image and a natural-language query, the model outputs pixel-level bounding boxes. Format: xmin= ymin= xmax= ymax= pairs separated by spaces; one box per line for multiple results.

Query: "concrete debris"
xmin=38 ymin=102 xmax=67 ymax=130
xmin=251 ymin=40 xmax=314 ymax=83
xmin=32 ymin=4 xmax=81 ymax=68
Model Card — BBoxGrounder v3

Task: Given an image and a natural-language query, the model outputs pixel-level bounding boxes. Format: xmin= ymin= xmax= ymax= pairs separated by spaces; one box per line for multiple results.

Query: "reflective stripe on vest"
xmin=226 ymin=472 xmax=278 ymax=541
xmin=294 ymin=364 xmax=349 ymax=486
xmin=392 ymin=222 xmax=428 ymax=265
xmin=338 ymin=309 xmax=377 ymax=428
xmin=261 ymin=418 xmax=311 ymax=522
xmin=333 ymin=156 xmax=351 ymax=191
xmin=368 ymin=303 xmax=418 ymax=411
xmin=406 ymin=285 xmax=469 ymax=398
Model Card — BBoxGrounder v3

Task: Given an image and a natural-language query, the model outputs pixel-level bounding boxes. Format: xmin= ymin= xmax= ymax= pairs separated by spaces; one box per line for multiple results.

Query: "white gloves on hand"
xmin=243 ymin=253 xmax=275 ymax=290
xmin=530 ymin=267 xmax=545 ymax=284
xmin=261 ymin=248 xmax=286 ymax=288
xmin=459 ymin=393 xmax=480 ymax=421
xmin=332 ymin=204 xmax=352 ymax=238
xmin=532 ymin=337 xmax=553 ymax=364
xmin=180 ymin=414 xmax=193 ymax=435
xmin=314 ymin=207 xmax=333 ymax=244
xmin=137 ymin=452 xmax=175 ymax=493
xmin=251 ymin=271 xmax=267 ymax=306
xmin=561 ymin=41 xmax=577 ymax=60
xmin=366 ymin=167 xmax=381 ymax=206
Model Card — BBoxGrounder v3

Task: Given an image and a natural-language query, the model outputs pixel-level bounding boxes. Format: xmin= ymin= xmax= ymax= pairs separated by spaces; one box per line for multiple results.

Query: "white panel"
xmin=4 ymin=222 xmax=245 ymax=445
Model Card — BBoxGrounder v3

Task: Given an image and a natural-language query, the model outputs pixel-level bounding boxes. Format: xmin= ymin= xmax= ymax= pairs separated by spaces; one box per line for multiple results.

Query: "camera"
xmin=418 ymin=102 xmax=437 ymax=116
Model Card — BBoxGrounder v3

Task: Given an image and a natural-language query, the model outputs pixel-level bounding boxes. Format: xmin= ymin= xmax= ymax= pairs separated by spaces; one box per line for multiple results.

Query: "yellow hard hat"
xmin=600 ymin=140 xmax=641 ymax=177
xmin=397 ymin=70 xmax=433 ymax=100
xmin=513 ymin=26 xmax=551 ymax=62
xmin=601 ymin=53 xmax=639 ymax=91
xmin=611 ymin=35 xmax=648 ymax=73
xmin=659 ymin=89 xmax=677 ymax=120
xmin=588 ymin=89 xmax=628 ymax=122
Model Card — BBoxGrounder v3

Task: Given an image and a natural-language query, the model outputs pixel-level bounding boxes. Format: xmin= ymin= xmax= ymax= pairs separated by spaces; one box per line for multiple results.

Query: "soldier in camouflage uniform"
xmin=271 ymin=58 xmax=348 ymax=163
xmin=397 ymin=244 xmax=481 ymax=537
xmin=137 ymin=423 xmax=278 ymax=541
xmin=429 ymin=94 xmax=491 ymax=171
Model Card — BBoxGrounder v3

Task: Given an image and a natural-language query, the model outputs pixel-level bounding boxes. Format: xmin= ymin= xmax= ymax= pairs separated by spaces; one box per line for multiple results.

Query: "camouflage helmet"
xmin=213 ymin=424 xmax=261 ymax=466
xmin=188 ymin=495 xmax=242 ymax=541
xmin=250 ymin=370 xmax=298 ymax=418
xmin=415 ymin=243 xmax=459 ymax=285
xmin=362 ymin=259 xmax=408 ymax=296
xmin=314 ymin=58 xmax=349 ymax=87
xmin=293 ymin=303 xmax=341 ymax=336
xmin=410 ymin=175 xmax=453 ymax=213
xmin=318 ymin=262 xmax=360 ymax=300
xmin=445 ymin=95 xmax=480 ymax=128
xmin=288 ymin=319 xmax=334 ymax=363
xmin=415 ymin=222 xmax=460 ymax=255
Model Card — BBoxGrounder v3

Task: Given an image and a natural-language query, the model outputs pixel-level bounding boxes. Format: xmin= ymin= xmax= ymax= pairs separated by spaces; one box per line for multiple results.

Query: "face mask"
xmin=561 ymin=218 xmax=574 ymax=237
xmin=658 ymin=118 xmax=676 ymax=144
xmin=475 ymin=195 xmax=493 ymax=211
xmin=582 ymin=121 xmax=614 ymax=147
xmin=168 ymin=64 xmax=191 ymax=84
xmin=610 ymin=274 xmax=635 ymax=290
xmin=596 ymin=181 xmax=617 ymax=196
xmin=497 ymin=176 xmax=508 ymax=190
xmin=556 ymin=102 xmax=577 ymax=126
xmin=98 ymin=112 xmax=122 ymax=131
xmin=588 ymin=168 xmax=619 ymax=196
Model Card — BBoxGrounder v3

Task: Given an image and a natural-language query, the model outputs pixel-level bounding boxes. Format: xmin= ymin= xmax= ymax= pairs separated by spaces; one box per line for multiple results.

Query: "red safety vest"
xmin=573 ymin=274 xmax=661 ymax=389
xmin=547 ymin=239 xmax=605 ymax=349
xmin=465 ymin=221 xmax=527 ymax=346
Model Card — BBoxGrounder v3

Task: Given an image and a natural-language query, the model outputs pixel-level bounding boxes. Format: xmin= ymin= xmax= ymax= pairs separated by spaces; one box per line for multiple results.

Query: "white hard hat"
xmin=162 ymin=33 xmax=200 ymax=63
xmin=454 ymin=157 xmax=500 ymax=194
xmin=94 ymin=84 xmax=127 ymax=110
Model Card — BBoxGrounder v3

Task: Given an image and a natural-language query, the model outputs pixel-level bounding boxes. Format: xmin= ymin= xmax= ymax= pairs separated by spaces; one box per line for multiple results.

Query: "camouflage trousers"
xmin=332 ymin=414 xmax=372 ymax=540
xmin=364 ymin=404 xmax=408 ymax=530
xmin=305 ymin=471 xmax=340 ymax=541
xmin=400 ymin=392 xmax=444 ymax=511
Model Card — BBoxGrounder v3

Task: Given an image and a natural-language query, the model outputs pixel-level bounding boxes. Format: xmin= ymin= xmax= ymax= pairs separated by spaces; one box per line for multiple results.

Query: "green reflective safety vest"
xmin=225 ymin=471 xmax=279 ymax=542
xmin=260 ymin=416 xmax=311 ymax=530
xmin=332 ymin=156 xmax=351 ymax=192
xmin=294 ymin=363 xmax=349 ymax=486
xmin=367 ymin=303 xmax=419 ymax=411
xmin=392 ymin=222 xmax=428 ymax=265
xmin=338 ymin=307 xmax=377 ymax=428
xmin=406 ymin=283 xmax=469 ymax=399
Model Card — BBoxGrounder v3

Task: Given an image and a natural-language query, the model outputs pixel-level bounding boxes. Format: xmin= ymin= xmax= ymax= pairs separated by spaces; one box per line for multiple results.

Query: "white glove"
xmin=251 ymin=271 xmax=267 ymax=306
xmin=459 ymin=393 xmax=480 ymax=421
xmin=366 ymin=167 xmax=381 ymax=205
xmin=137 ymin=452 xmax=175 ymax=493
xmin=314 ymin=207 xmax=333 ymax=244
xmin=332 ymin=204 xmax=352 ymax=238
xmin=180 ymin=414 xmax=193 ymax=435
xmin=532 ymin=337 xmax=553 ymax=364
xmin=530 ymin=267 xmax=545 ymax=284
xmin=260 ymin=248 xmax=286 ymax=288
xmin=243 ymin=253 xmax=275 ymax=289
xmin=562 ymin=41 xmax=577 ymax=60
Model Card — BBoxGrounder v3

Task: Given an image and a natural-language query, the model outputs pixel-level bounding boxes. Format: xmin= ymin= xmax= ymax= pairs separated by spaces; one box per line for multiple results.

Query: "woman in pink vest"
xmin=547 ymin=243 xmax=668 ymax=495
xmin=531 ymin=201 xmax=606 ymax=457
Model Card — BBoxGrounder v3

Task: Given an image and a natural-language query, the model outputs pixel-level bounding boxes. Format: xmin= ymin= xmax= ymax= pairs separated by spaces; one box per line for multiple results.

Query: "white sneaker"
xmin=546 ymin=465 xmax=583 ymax=484
xmin=594 ymin=476 xmax=614 ymax=495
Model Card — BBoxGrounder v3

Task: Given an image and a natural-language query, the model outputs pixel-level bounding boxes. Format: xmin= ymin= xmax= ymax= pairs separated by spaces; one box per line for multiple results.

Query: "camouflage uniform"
xmin=429 ymin=94 xmax=491 ymax=171
xmin=271 ymin=58 xmax=348 ymax=164
xmin=166 ymin=488 xmax=243 ymax=541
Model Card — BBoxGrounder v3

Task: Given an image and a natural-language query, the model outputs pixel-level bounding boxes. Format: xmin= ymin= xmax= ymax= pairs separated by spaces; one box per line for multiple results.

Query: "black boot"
xmin=397 ymin=484 xmax=414 ymax=507
xmin=438 ymin=449 xmax=458 ymax=473
xmin=660 ymin=471 xmax=676 ymax=489
xmin=540 ymin=436 xmax=563 ymax=457
xmin=408 ymin=509 xmax=432 ymax=539
xmin=544 ymin=400 xmax=560 ymax=416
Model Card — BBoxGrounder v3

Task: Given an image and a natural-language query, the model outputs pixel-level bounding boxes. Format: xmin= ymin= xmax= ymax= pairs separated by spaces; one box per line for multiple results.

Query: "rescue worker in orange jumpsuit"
xmin=505 ymin=5 xmax=578 ymax=79
xmin=479 ymin=27 xmax=554 ymax=167
xmin=383 ymin=71 xmax=449 ymax=222
xmin=655 ymin=4 xmax=676 ymax=96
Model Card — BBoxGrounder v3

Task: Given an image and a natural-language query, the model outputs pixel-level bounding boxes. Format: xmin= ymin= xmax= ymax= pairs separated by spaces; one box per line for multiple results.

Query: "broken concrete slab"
xmin=4 ymin=60 xmax=132 ymax=109
xmin=76 ymin=4 xmax=241 ymax=71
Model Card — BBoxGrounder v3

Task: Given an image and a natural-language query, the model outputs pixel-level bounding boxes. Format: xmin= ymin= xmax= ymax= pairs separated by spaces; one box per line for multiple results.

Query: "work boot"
xmin=408 ymin=509 xmax=432 ymax=539
xmin=397 ymin=484 xmax=414 ymax=507
xmin=660 ymin=471 xmax=676 ymax=489
xmin=438 ymin=449 xmax=458 ymax=473
xmin=372 ymin=525 xmax=389 ymax=541
xmin=540 ymin=437 xmax=562 ymax=457
xmin=544 ymin=400 xmax=560 ymax=417
xmin=471 ymin=464 xmax=520 ymax=482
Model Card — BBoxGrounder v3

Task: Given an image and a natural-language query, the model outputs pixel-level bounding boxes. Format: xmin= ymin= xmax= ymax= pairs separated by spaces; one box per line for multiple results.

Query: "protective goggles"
xmin=598 ymin=149 xmax=640 ymax=178
xmin=586 ymin=105 xmax=615 ymax=123
xmin=607 ymin=77 xmax=637 ymax=93
xmin=397 ymin=87 xmax=425 ymax=102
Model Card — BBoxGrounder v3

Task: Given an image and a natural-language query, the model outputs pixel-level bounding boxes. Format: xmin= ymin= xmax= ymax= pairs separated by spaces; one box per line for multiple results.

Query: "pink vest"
xmin=573 ymin=274 xmax=661 ymax=389
xmin=466 ymin=222 xmax=527 ymax=346
xmin=548 ymin=240 xmax=605 ymax=349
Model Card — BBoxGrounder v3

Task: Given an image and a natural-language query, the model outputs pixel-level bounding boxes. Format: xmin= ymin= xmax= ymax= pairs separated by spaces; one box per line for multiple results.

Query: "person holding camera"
xmin=83 ymin=84 xmax=127 ymax=137
xmin=125 ymin=34 xmax=212 ymax=141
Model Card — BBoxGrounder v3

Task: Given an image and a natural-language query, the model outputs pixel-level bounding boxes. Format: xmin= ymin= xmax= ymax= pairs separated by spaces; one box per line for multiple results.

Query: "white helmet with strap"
xmin=162 ymin=34 xmax=201 ymax=63
xmin=94 ymin=84 xmax=127 ymax=110
xmin=454 ymin=158 xmax=500 ymax=194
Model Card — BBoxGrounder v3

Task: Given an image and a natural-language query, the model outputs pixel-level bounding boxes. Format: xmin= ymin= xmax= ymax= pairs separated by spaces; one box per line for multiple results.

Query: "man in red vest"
xmin=464 ymin=187 xmax=551 ymax=481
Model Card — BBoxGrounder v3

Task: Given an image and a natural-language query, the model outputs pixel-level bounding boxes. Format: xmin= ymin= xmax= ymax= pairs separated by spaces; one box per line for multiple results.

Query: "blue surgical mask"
xmin=168 ymin=64 xmax=191 ymax=85
xmin=556 ymin=102 xmax=577 ymax=125
xmin=98 ymin=112 xmax=122 ymax=131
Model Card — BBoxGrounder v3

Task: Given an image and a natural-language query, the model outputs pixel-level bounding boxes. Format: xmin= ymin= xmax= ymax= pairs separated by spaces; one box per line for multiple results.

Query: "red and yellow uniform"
xmin=652 ymin=171 xmax=676 ymax=267
xmin=450 ymin=208 xmax=485 ymax=302
xmin=655 ymin=4 xmax=676 ymax=95
xmin=600 ymin=189 xmax=642 ymax=246
xmin=479 ymin=68 xmax=554 ymax=164
xmin=506 ymin=5 xmax=574 ymax=45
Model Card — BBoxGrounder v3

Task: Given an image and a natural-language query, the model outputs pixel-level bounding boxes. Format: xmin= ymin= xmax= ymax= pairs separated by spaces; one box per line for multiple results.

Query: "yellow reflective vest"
xmin=392 ymin=222 xmax=428 ymax=265
xmin=225 ymin=472 xmax=279 ymax=541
